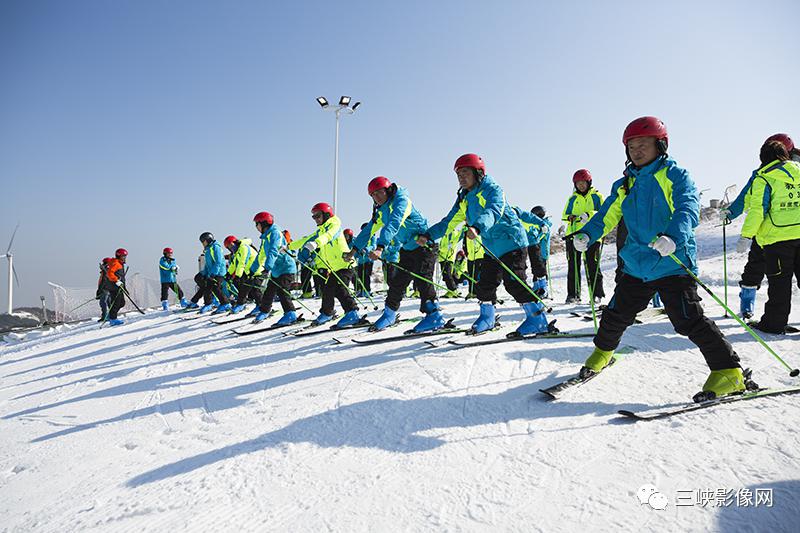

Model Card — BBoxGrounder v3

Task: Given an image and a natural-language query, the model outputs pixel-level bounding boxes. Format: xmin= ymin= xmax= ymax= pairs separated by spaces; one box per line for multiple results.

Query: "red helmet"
xmin=368 ymin=176 xmax=392 ymax=195
xmin=253 ymin=211 xmax=274 ymax=225
xmin=311 ymin=202 xmax=334 ymax=216
xmin=765 ymin=133 xmax=795 ymax=153
xmin=223 ymin=235 xmax=238 ymax=249
xmin=115 ymin=248 xmax=128 ymax=258
xmin=622 ymin=116 xmax=668 ymax=146
xmin=344 ymin=228 xmax=354 ymax=238
xmin=163 ymin=247 xmax=173 ymax=255
xmin=454 ymin=153 xmax=486 ymax=172
xmin=572 ymin=169 xmax=592 ymax=183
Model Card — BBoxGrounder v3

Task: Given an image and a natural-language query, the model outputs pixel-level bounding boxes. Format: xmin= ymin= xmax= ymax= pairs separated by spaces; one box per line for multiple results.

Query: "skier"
xmin=420 ymin=154 xmax=551 ymax=336
xmin=562 ymin=169 xmax=605 ymax=303
xmin=722 ymin=133 xmax=799 ymax=319
xmin=355 ymin=223 xmax=377 ymax=297
xmin=571 ymin=116 xmax=747 ymax=401
xmin=438 ymin=224 xmax=463 ymax=298
xmin=159 ymin=247 xmax=187 ymax=310
xmin=249 ymin=211 xmax=299 ymax=325
xmin=222 ymin=235 xmax=262 ymax=314
xmin=289 ymin=203 xmax=361 ymax=328
xmin=516 ymin=205 xmax=551 ymax=297
xmin=738 ymin=137 xmax=800 ymax=334
xmin=102 ymin=248 xmax=128 ymax=326
xmin=185 ymin=232 xmax=231 ymax=313
xmin=96 ymin=257 xmax=112 ymax=321
xmin=348 ymin=176 xmax=445 ymax=332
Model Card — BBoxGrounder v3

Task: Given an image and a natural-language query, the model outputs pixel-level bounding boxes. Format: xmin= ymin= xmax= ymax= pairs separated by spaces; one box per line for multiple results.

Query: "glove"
xmin=572 ymin=233 xmax=590 ymax=252
xmin=719 ymin=208 xmax=731 ymax=224
xmin=540 ymin=224 xmax=549 ymax=234
xmin=172 ymin=265 xmax=179 ymax=272
xmin=115 ymin=280 xmax=123 ymax=287
xmin=303 ymin=241 xmax=318 ymax=253
xmin=465 ymin=227 xmax=480 ymax=240
xmin=557 ymin=225 xmax=566 ymax=238
xmin=579 ymin=212 xmax=590 ymax=225
xmin=342 ymin=249 xmax=357 ymax=261
xmin=736 ymin=237 xmax=752 ymax=253
xmin=649 ymin=235 xmax=676 ymax=257
xmin=95 ymin=289 xmax=101 ymax=300
xmin=297 ymin=247 xmax=311 ymax=264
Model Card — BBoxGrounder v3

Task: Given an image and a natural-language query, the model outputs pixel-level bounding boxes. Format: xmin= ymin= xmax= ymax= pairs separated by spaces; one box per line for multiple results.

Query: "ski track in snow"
xmin=2 ymin=216 xmax=800 ymax=531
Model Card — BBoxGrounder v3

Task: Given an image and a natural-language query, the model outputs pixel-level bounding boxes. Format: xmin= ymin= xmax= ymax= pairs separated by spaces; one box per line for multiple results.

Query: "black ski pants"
xmin=527 ymin=244 xmax=547 ymax=279
xmin=475 ymin=248 xmax=534 ymax=304
xmin=355 ymin=262 xmax=373 ymax=293
xmin=595 ymin=273 xmax=740 ymax=371
xmin=320 ymin=268 xmax=357 ymax=316
xmin=385 ymin=246 xmax=437 ymax=312
xmin=758 ymin=239 xmax=800 ymax=332
xmin=191 ymin=273 xmax=229 ymax=306
xmin=440 ymin=260 xmax=458 ymax=291
xmin=258 ymin=274 xmax=296 ymax=314
xmin=567 ymin=239 xmax=604 ymax=299
xmin=160 ymin=282 xmax=184 ymax=301
xmin=739 ymin=239 xmax=766 ymax=288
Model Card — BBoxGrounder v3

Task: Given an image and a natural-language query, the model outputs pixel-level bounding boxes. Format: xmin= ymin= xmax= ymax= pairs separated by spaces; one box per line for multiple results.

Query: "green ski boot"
xmin=579 ymin=347 xmax=615 ymax=378
xmin=693 ymin=368 xmax=746 ymax=402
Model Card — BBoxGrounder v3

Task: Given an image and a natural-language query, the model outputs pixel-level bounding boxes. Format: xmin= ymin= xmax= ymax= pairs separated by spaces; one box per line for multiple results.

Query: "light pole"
xmin=316 ymin=96 xmax=361 ymax=213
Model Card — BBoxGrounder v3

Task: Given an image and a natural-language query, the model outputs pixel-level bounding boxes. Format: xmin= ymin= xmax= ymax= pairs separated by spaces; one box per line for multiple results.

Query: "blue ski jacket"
xmin=158 ymin=257 xmax=178 ymax=283
xmin=202 ymin=241 xmax=227 ymax=278
xmin=427 ymin=175 xmax=528 ymax=258
xmin=353 ymin=185 xmax=428 ymax=252
xmin=254 ymin=223 xmax=296 ymax=277
xmin=579 ymin=156 xmax=700 ymax=281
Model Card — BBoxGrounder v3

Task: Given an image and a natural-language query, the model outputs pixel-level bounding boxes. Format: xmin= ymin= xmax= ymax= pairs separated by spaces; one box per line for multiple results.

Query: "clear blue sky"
xmin=1 ymin=0 xmax=798 ymax=308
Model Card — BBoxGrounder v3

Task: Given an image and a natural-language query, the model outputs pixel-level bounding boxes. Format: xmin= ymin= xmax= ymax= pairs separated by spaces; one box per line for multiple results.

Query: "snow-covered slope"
xmin=2 ymin=217 xmax=799 ymax=532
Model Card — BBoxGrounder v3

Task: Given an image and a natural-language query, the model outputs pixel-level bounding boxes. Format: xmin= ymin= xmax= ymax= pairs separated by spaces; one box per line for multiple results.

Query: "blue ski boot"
xmin=231 ymin=304 xmax=246 ymax=314
xmin=515 ymin=301 xmax=549 ymax=335
xmin=161 ymin=300 xmax=169 ymax=311
xmin=108 ymin=318 xmax=124 ymax=326
xmin=213 ymin=303 xmax=232 ymax=314
xmin=199 ymin=303 xmax=216 ymax=313
xmin=371 ymin=307 xmax=398 ymax=331
xmin=739 ymin=286 xmax=756 ymax=318
xmin=312 ymin=312 xmax=334 ymax=327
xmin=275 ymin=311 xmax=298 ymax=326
xmin=532 ymin=277 xmax=549 ymax=299
xmin=180 ymin=298 xmax=190 ymax=308
xmin=254 ymin=311 xmax=272 ymax=323
xmin=412 ymin=300 xmax=446 ymax=333
xmin=246 ymin=305 xmax=261 ymax=318
xmin=335 ymin=310 xmax=362 ymax=328
xmin=185 ymin=301 xmax=200 ymax=310
xmin=471 ymin=302 xmax=496 ymax=334
xmin=211 ymin=296 xmax=220 ymax=306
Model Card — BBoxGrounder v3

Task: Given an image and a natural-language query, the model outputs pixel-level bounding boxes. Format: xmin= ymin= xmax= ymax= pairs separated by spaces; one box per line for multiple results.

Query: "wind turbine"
xmin=0 ymin=223 xmax=21 ymax=315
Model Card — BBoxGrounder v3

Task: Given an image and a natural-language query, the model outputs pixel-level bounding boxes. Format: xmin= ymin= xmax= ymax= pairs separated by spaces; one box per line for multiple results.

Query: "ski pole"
xmin=582 ymin=252 xmax=598 ymax=333
xmin=67 ymin=296 xmax=101 ymax=316
xmin=722 ymin=220 xmax=729 ymax=317
xmin=389 ymin=261 xmax=451 ymax=292
xmin=352 ymin=264 xmax=379 ymax=309
xmin=119 ymin=285 xmax=146 ymax=314
xmin=476 ymin=240 xmax=547 ymax=306
xmin=668 ymin=253 xmax=799 ymax=377
xmin=237 ymin=276 xmax=315 ymax=315
xmin=302 ymin=253 xmax=375 ymax=310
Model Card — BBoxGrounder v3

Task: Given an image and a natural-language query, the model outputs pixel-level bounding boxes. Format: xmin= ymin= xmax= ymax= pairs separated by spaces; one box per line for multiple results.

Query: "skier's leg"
xmin=758 ymin=241 xmax=795 ymax=333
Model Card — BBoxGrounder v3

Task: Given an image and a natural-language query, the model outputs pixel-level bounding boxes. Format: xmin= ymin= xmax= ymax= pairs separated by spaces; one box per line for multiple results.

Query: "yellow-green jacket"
xmin=741 ymin=160 xmax=800 ymax=246
xmin=228 ymin=238 xmax=260 ymax=277
xmin=562 ymin=187 xmax=604 ymax=234
xmin=290 ymin=215 xmax=354 ymax=272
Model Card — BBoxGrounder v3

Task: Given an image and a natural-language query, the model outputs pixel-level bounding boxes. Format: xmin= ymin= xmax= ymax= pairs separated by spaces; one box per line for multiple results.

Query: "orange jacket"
xmin=105 ymin=258 xmax=125 ymax=283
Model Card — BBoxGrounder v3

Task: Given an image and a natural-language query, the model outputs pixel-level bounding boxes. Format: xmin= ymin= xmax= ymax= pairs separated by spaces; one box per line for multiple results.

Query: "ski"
xmin=617 ymin=386 xmax=800 ymax=421
xmin=539 ymin=356 xmax=619 ymax=400
xmin=211 ymin=309 xmax=276 ymax=325
xmin=233 ymin=314 xmax=305 ymax=336
xmin=290 ymin=317 xmax=373 ymax=338
xmin=445 ymin=331 xmax=595 ymax=349
xmin=350 ymin=319 xmax=465 ymax=345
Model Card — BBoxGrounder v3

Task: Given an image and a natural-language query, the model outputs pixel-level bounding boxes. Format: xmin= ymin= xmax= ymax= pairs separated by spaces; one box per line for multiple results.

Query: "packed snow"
xmin=2 ymin=216 xmax=799 ymax=532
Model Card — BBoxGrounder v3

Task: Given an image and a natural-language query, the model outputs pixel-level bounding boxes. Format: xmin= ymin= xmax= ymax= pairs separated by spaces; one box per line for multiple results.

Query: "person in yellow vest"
xmin=739 ymin=138 xmax=800 ymax=334
xmin=222 ymin=235 xmax=262 ymax=313
xmin=562 ymin=169 xmax=605 ymax=303
xmin=290 ymin=202 xmax=360 ymax=328
xmin=438 ymin=224 xmax=463 ymax=297
xmin=463 ymin=229 xmax=484 ymax=298
xmin=453 ymin=250 xmax=468 ymax=285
